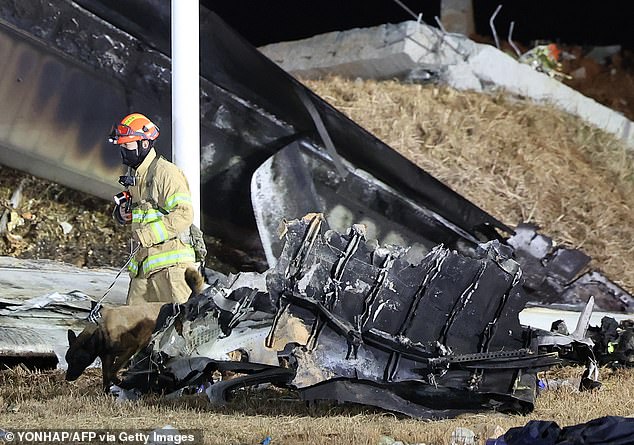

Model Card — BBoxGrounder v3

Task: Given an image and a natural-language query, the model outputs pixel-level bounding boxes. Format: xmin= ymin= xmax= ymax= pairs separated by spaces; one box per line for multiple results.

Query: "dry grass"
xmin=3 ymin=79 xmax=634 ymax=444
xmin=303 ymin=77 xmax=634 ymax=293
xmin=0 ymin=366 xmax=632 ymax=445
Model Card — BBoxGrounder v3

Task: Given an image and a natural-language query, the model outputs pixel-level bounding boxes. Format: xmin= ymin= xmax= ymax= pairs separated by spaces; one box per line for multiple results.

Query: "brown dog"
xmin=65 ymin=268 xmax=205 ymax=391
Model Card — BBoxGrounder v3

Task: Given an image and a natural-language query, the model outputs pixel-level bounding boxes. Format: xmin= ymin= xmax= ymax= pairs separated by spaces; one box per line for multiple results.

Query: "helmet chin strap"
xmin=137 ymin=140 xmax=153 ymax=157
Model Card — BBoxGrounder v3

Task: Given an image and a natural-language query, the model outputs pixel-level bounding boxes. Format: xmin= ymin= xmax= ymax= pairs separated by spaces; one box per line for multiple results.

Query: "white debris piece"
xmin=59 ymin=221 xmax=73 ymax=234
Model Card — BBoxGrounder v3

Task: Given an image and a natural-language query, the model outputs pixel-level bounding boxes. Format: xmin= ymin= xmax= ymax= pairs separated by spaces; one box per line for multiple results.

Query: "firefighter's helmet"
xmin=109 ymin=113 xmax=159 ymax=145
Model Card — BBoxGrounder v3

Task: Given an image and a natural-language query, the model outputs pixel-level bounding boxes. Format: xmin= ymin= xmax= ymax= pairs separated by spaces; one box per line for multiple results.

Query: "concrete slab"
xmin=259 ymin=21 xmax=473 ymax=80
xmin=258 ymin=21 xmax=634 ymax=148
xmin=468 ymin=46 xmax=634 ymax=147
xmin=0 ymin=256 xmax=128 ymax=304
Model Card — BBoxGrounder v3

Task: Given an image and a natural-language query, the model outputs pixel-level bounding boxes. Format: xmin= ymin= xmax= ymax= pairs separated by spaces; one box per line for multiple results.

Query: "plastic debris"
xmin=59 ymin=221 xmax=73 ymax=235
xmin=519 ymin=44 xmax=572 ymax=80
xmin=109 ymin=384 xmax=141 ymax=402
xmin=378 ymin=436 xmax=405 ymax=445
xmin=377 ymin=435 xmax=426 ymax=445
xmin=451 ymin=427 xmax=476 ymax=445
xmin=537 ymin=378 xmax=579 ymax=392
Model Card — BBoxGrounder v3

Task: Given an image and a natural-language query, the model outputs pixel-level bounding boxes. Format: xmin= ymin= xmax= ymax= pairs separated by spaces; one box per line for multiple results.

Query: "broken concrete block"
xmin=443 ymin=62 xmax=482 ymax=91
xmin=467 ymin=45 xmax=634 ymax=147
xmin=259 ymin=21 xmax=474 ymax=80
xmin=259 ymin=20 xmax=634 ymax=148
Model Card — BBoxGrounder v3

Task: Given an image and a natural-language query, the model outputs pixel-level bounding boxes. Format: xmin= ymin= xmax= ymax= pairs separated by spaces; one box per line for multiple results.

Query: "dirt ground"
xmin=561 ymin=46 xmax=634 ymax=121
xmin=471 ymin=40 xmax=634 ymax=122
xmin=0 ymin=173 xmax=128 ymax=268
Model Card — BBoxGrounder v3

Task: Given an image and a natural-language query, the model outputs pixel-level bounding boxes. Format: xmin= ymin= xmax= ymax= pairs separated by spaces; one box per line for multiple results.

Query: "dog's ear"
xmin=68 ymin=329 xmax=77 ymax=345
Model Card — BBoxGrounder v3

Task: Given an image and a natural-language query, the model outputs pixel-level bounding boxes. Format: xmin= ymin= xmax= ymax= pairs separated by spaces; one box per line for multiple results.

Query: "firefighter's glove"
xmin=112 ymin=203 xmax=132 ymax=225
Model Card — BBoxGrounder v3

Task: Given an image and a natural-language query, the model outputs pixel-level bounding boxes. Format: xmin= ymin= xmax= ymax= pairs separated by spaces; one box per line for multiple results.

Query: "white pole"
xmin=171 ymin=0 xmax=201 ymax=226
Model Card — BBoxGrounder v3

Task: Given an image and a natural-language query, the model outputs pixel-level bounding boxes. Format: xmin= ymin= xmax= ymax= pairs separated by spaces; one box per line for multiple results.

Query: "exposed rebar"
xmin=489 ymin=4 xmax=502 ymax=49
xmin=434 ymin=15 xmax=447 ymax=34
xmin=432 ymin=16 xmax=469 ymax=61
xmin=508 ymin=21 xmax=521 ymax=57
xmin=391 ymin=0 xmax=420 ymax=21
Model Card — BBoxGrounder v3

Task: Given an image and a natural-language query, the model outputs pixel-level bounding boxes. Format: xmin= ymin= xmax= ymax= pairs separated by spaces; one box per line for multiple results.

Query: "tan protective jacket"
xmin=126 ymin=148 xmax=195 ymax=277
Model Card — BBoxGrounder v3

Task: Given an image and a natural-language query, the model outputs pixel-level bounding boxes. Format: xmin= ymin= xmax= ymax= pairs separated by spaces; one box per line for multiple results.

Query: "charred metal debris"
xmin=117 ymin=214 xmax=634 ymax=419
xmin=508 ymin=223 xmax=634 ymax=313
xmin=1 ymin=2 xmax=633 ymax=417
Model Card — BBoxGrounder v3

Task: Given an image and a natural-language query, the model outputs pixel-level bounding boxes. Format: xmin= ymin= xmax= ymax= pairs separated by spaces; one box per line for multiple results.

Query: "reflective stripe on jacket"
xmin=126 ymin=148 xmax=195 ymax=277
xmin=141 ymin=248 xmax=196 ymax=275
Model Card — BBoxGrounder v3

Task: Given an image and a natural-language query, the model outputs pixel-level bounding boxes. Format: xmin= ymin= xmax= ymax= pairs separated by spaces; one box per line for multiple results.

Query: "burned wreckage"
xmin=117 ymin=214 xmax=626 ymax=418
xmin=1 ymin=2 xmax=632 ymax=417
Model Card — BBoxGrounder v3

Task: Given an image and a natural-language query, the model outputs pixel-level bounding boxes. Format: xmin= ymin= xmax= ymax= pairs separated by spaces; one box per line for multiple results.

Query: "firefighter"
xmin=109 ymin=112 xmax=196 ymax=304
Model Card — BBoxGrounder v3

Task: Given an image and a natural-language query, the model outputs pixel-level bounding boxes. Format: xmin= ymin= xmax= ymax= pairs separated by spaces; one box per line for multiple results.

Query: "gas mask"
xmin=120 ymin=141 xmax=151 ymax=169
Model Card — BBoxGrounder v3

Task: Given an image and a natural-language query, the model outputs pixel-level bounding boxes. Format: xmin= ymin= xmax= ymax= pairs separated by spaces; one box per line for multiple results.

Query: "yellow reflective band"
xmin=142 ymin=247 xmax=196 ymax=275
xmin=128 ymin=258 xmax=139 ymax=276
xmin=150 ymin=220 xmax=169 ymax=243
xmin=132 ymin=209 xmax=163 ymax=223
xmin=165 ymin=193 xmax=191 ymax=211
xmin=123 ymin=115 xmax=139 ymax=126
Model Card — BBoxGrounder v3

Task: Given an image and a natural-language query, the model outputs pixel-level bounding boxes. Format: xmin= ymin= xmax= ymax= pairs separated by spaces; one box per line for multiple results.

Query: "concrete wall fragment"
xmin=259 ymin=21 xmax=634 ymax=148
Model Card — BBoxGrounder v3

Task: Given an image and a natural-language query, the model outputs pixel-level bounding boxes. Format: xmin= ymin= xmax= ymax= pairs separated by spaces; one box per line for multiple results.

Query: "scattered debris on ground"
xmin=109 ymin=215 xmax=634 ymax=419
xmin=1 ymin=365 xmax=633 ymax=445
xmin=0 ymin=168 xmax=126 ymax=268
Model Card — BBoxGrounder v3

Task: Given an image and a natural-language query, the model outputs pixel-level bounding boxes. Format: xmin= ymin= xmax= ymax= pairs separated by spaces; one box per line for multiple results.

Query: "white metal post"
xmin=171 ymin=0 xmax=201 ymax=226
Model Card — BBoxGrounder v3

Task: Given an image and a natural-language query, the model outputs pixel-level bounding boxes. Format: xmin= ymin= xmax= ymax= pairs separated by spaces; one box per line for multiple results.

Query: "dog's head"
xmin=184 ymin=267 xmax=206 ymax=298
xmin=65 ymin=326 xmax=101 ymax=381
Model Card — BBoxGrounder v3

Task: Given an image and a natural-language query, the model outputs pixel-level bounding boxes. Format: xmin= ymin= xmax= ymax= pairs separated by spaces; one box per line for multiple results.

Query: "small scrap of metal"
xmin=519 ymin=44 xmax=572 ymax=80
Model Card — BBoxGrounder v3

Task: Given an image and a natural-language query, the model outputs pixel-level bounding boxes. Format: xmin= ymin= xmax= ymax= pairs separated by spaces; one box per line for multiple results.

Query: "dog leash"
xmin=87 ymin=243 xmax=140 ymax=323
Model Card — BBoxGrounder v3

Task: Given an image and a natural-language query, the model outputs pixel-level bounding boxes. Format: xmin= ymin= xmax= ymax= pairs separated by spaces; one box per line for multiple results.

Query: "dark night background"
xmin=203 ymin=0 xmax=633 ymax=49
